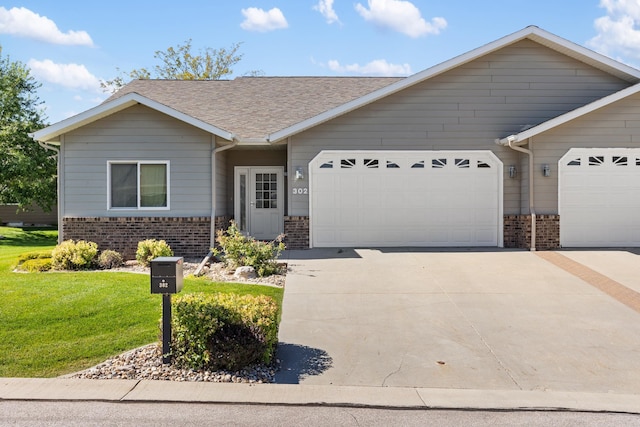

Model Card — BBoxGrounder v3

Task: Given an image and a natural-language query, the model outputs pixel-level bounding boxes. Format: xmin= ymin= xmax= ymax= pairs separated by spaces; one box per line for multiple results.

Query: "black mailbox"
xmin=151 ymin=257 xmax=183 ymax=294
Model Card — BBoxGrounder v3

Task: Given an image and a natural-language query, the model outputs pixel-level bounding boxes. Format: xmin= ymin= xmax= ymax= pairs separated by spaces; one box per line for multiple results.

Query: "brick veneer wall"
xmin=503 ymin=214 xmax=560 ymax=250
xmin=62 ymin=216 xmax=224 ymax=259
xmin=227 ymin=214 xmax=559 ymax=250
xmin=284 ymin=216 xmax=309 ymax=249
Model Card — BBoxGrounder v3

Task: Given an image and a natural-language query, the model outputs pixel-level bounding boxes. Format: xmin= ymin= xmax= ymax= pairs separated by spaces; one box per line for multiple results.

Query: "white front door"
xmin=234 ymin=167 xmax=284 ymax=240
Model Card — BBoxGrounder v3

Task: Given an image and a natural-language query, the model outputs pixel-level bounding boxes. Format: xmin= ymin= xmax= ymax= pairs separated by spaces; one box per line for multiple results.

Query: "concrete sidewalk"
xmin=1 ymin=378 xmax=640 ymax=413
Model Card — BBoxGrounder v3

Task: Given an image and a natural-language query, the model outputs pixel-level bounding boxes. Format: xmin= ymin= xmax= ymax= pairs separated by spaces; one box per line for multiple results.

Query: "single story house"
xmin=31 ymin=26 xmax=640 ymax=258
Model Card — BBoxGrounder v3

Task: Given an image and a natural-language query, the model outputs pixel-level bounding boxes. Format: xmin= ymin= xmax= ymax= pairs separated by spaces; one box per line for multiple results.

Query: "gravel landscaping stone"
xmin=69 ymin=343 xmax=277 ymax=383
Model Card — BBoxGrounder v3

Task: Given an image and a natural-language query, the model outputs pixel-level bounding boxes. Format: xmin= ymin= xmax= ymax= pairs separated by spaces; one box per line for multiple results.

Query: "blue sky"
xmin=1 ymin=0 xmax=639 ymax=123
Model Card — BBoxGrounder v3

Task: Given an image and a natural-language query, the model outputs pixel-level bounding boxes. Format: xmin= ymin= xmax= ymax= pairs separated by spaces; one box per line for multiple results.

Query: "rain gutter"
xmin=496 ymin=135 xmax=536 ymax=251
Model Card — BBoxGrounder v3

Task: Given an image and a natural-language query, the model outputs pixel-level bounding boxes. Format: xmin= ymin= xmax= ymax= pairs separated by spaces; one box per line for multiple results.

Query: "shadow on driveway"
xmin=274 ymin=343 xmax=333 ymax=384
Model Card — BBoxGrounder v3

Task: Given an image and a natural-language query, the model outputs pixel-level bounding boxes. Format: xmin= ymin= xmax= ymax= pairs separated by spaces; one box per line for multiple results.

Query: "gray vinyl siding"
xmin=290 ymin=39 xmax=630 ymax=216
xmin=533 ymin=93 xmax=640 ymax=214
xmin=62 ymin=105 xmax=213 ymax=217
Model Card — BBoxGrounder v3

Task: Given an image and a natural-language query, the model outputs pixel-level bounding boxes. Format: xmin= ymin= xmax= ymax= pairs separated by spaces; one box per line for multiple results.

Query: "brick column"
xmin=284 ymin=216 xmax=309 ymax=249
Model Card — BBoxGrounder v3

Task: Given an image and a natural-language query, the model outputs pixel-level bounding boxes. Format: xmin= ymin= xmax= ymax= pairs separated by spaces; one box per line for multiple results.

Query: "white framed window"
xmin=108 ymin=161 xmax=170 ymax=210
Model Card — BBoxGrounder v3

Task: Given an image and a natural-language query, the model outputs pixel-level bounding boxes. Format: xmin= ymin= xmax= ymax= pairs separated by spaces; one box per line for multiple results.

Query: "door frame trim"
xmin=234 ymin=166 xmax=284 ymax=238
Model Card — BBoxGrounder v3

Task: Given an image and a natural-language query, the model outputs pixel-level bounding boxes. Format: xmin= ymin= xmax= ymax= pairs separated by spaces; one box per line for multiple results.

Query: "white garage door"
xmin=560 ymin=148 xmax=640 ymax=247
xmin=309 ymin=150 xmax=503 ymax=247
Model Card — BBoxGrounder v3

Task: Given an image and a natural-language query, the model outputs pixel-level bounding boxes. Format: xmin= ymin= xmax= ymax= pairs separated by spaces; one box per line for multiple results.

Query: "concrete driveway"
xmin=275 ymin=248 xmax=640 ymax=394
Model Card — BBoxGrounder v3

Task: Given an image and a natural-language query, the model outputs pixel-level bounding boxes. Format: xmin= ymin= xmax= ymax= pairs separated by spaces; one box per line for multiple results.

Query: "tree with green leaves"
xmin=102 ymin=40 xmax=259 ymax=93
xmin=0 ymin=47 xmax=56 ymax=212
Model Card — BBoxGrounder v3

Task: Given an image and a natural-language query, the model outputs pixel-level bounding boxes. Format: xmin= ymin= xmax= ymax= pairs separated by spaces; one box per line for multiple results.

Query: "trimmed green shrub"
xmin=136 ymin=239 xmax=173 ymax=267
xmin=97 ymin=250 xmax=123 ymax=269
xmin=170 ymin=292 xmax=279 ymax=371
xmin=20 ymin=258 xmax=52 ymax=272
xmin=51 ymin=240 xmax=98 ymax=270
xmin=17 ymin=250 xmax=53 ymax=264
xmin=213 ymin=221 xmax=285 ymax=277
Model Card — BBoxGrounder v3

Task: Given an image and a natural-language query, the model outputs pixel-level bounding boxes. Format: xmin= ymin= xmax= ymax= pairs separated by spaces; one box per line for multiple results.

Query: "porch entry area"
xmin=234 ymin=166 xmax=284 ymax=240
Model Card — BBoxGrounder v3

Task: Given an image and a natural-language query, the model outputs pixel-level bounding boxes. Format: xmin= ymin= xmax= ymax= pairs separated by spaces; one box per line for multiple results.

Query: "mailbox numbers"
xmin=158 ymin=279 xmax=168 ymax=288
xmin=293 ymin=187 xmax=308 ymax=195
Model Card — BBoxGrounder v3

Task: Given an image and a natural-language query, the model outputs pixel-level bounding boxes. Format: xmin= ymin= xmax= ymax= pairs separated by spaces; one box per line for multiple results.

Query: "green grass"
xmin=0 ymin=226 xmax=284 ymax=377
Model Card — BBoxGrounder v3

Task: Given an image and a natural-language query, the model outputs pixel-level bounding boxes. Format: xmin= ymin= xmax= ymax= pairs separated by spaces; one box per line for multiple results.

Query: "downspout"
xmin=37 ymin=140 xmax=62 ymax=244
xmin=211 ymin=137 xmax=238 ymax=248
xmin=506 ymin=138 xmax=536 ymax=251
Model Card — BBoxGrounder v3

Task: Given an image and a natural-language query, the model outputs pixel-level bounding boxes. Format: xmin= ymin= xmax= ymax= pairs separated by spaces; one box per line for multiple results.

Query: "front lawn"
xmin=0 ymin=226 xmax=283 ymax=377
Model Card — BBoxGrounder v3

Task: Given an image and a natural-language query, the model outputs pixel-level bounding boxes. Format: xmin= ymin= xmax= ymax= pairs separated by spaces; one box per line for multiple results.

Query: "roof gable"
xmin=269 ymin=26 xmax=640 ymax=142
xmin=32 ymin=26 xmax=640 ymax=144
xmin=31 ymin=92 xmax=234 ymax=143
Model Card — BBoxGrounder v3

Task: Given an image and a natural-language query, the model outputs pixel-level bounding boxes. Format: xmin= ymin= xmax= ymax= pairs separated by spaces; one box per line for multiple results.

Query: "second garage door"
xmin=309 ymin=150 xmax=503 ymax=247
xmin=559 ymin=148 xmax=640 ymax=247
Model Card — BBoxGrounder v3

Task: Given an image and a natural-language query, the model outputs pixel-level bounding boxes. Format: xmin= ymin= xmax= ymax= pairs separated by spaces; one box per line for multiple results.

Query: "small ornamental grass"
xmin=170 ymin=292 xmax=279 ymax=371
xmin=136 ymin=239 xmax=173 ymax=267
xmin=97 ymin=250 xmax=124 ymax=269
xmin=51 ymin=240 xmax=98 ymax=270
xmin=213 ymin=221 xmax=285 ymax=277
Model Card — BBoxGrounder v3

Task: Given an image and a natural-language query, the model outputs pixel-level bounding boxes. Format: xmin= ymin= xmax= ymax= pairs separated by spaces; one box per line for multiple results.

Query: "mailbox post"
xmin=151 ymin=256 xmax=183 ymax=364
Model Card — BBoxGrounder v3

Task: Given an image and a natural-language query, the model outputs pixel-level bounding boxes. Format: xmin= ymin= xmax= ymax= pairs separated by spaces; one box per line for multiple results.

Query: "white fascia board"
xmin=497 ymin=83 xmax=640 ymax=145
xmin=31 ymin=92 xmax=235 ymax=143
xmin=269 ymin=26 xmax=640 ymax=143
xmin=527 ymin=27 xmax=640 ymax=81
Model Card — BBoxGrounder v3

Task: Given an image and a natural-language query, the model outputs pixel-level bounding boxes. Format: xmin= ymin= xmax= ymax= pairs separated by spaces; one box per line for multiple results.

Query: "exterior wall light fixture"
xmin=295 ymin=166 xmax=304 ymax=180
xmin=542 ymin=164 xmax=551 ymax=177
xmin=508 ymin=165 xmax=517 ymax=179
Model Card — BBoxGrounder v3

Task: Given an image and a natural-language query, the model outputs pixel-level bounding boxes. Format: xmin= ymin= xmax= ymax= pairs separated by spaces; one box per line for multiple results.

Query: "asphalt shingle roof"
xmin=108 ymin=77 xmax=402 ymax=140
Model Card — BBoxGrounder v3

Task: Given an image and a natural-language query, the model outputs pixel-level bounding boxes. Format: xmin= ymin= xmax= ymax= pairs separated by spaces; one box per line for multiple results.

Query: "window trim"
xmin=107 ymin=160 xmax=170 ymax=210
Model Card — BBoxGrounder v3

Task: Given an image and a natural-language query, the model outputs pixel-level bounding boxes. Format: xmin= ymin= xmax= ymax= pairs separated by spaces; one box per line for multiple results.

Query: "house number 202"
xmin=293 ymin=188 xmax=308 ymax=195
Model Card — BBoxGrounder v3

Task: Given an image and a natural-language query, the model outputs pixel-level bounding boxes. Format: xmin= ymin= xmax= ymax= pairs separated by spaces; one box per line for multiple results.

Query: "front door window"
xmin=255 ymin=173 xmax=278 ymax=209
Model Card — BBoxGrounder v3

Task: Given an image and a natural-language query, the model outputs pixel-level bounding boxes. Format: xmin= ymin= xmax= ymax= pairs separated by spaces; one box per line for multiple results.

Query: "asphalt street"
xmin=2 ymin=401 xmax=640 ymax=426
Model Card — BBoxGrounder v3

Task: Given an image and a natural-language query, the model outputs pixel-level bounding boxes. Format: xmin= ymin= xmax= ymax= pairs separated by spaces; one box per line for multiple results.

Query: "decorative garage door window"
xmin=314 ymin=156 xmax=493 ymax=171
xmin=309 ymin=150 xmax=503 ymax=248
xmin=564 ymin=154 xmax=640 ymax=167
xmin=559 ymin=148 xmax=640 ymax=247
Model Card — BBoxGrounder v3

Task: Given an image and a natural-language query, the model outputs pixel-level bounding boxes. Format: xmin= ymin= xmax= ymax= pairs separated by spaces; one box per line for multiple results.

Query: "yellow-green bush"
xmin=213 ymin=221 xmax=285 ymax=277
xmin=20 ymin=258 xmax=52 ymax=272
xmin=17 ymin=250 xmax=53 ymax=264
xmin=170 ymin=292 xmax=279 ymax=371
xmin=51 ymin=240 xmax=98 ymax=270
xmin=136 ymin=239 xmax=173 ymax=267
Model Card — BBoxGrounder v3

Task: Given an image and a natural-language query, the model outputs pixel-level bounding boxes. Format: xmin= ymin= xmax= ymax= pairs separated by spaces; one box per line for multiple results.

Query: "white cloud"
xmin=27 ymin=59 xmax=101 ymax=91
xmin=0 ymin=6 xmax=93 ymax=46
xmin=240 ymin=7 xmax=288 ymax=32
xmin=355 ymin=0 xmax=446 ymax=38
xmin=314 ymin=0 xmax=341 ymax=25
xmin=588 ymin=0 xmax=640 ymax=59
xmin=328 ymin=59 xmax=412 ymax=76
